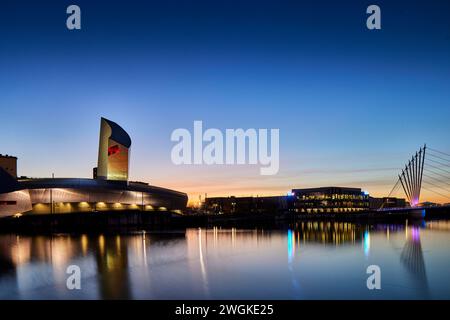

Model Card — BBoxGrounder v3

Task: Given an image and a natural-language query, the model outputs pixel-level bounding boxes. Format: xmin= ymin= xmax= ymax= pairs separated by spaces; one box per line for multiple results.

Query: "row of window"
xmin=297 ymin=194 xmax=368 ymax=200
xmin=296 ymin=207 xmax=366 ymax=213
xmin=297 ymin=201 xmax=369 ymax=208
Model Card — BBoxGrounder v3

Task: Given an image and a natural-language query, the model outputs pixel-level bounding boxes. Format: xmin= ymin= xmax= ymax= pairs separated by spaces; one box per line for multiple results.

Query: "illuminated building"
xmin=97 ymin=117 xmax=131 ymax=181
xmin=205 ymin=187 xmax=370 ymax=215
xmin=0 ymin=118 xmax=187 ymax=217
xmin=292 ymin=187 xmax=369 ymax=213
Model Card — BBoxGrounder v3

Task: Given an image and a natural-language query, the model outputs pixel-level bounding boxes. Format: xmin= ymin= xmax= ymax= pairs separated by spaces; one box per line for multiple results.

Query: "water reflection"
xmin=197 ymin=228 xmax=209 ymax=297
xmin=0 ymin=220 xmax=449 ymax=299
xmin=287 ymin=229 xmax=294 ymax=262
xmin=363 ymin=230 xmax=370 ymax=257
xmin=94 ymin=234 xmax=130 ymax=299
xmin=400 ymin=226 xmax=429 ymax=296
xmin=293 ymin=221 xmax=362 ymax=244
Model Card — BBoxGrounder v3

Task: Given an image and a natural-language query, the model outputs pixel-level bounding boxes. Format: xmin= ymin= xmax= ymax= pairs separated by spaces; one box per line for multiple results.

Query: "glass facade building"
xmin=292 ymin=187 xmax=370 ymax=213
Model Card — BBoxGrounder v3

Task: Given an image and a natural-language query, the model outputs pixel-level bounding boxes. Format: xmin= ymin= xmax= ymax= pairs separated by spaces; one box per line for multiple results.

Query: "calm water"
xmin=1 ymin=220 xmax=450 ymax=299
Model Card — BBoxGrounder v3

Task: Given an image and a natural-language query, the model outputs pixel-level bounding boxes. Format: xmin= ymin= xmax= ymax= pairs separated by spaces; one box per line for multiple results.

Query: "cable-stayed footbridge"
xmin=381 ymin=145 xmax=450 ymax=213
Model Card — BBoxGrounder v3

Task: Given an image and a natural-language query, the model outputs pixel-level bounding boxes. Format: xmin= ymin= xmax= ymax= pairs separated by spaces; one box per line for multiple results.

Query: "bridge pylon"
xmin=398 ymin=144 xmax=426 ymax=207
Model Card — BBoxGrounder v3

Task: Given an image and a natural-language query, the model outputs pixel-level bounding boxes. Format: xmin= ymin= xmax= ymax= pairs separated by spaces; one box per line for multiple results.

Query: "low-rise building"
xmin=0 ymin=118 xmax=188 ymax=217
xmin=292 ymin=187 xmax=369 ymax=213
xmin=369 ymin=197 xmax=407 ymax=210
xmin=204 ymin=195 xmax=291 ymax=214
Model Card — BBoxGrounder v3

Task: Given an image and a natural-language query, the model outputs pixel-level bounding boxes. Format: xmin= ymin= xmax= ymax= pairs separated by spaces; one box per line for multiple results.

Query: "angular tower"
xmin=97 ymin=117 xmax=132 ymax=181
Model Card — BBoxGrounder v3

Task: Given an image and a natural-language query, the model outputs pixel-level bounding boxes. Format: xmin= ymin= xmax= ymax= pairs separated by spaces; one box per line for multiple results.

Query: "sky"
xmin=1 ymin=0 xmax=450 ymax=204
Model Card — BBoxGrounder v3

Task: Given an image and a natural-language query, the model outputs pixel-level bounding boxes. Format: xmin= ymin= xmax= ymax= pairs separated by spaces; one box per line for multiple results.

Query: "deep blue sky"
xmin=1 ymin=0 xmax=449 ymax=202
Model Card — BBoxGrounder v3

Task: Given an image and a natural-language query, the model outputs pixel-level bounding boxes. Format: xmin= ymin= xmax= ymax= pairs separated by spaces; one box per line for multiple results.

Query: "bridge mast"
xmin=396 ymin=145 xmax=426 ymax=207
xmin=418 ymin=144 xmax=426 ymax=203
xmin=399 ymin=173 xmax=411 ymax=204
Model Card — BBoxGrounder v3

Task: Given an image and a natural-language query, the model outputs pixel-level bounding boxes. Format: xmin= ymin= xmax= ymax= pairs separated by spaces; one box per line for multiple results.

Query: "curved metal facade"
xmin=0 ymin=178 xmax=187 ymax=217
xmin=97 ymin=117 xmax=132 ymax=181
xmin=0 ymin=117 xmax=188 ymax=217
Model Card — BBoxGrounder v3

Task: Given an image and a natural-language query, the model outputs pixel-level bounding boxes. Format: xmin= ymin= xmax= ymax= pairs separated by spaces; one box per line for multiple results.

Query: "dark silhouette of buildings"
xmin=369 ymin=196 xmax=407 ymax=210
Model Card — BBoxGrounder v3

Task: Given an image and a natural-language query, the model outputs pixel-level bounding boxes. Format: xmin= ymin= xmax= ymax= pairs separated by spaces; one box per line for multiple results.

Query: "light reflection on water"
xmin=1 ymin=220 xmax=450 ymax=299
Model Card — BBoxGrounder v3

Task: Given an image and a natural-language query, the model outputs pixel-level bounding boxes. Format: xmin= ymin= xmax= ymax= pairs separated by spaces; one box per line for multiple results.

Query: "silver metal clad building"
xmin=0 ymin=118 xmax=188 ymax=217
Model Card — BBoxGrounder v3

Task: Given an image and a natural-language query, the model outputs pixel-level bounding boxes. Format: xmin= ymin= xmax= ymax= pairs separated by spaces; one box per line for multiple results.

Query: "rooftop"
xmin=0 ymin=154 xmax=17 ymax=159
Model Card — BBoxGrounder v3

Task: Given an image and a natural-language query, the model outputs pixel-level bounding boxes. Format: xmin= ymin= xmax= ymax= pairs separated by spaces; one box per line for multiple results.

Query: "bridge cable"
xmin=386 ymin=179 xmax=401 ymax=198
xmin=428 ymin=152 xmax=450 ymax=164
xmin=423 ymin=174 xmax=450 ymax=187
xmin=380 ymin=179 xmax=402 ymax=209
xmin=428 ymin=147 xmax=450 ymax=158
xmin=421 ymin=186 xmax=450 ymax=200
xmin=426 ymin=163 xmax=450 ymax=175
xmin=424 ymin=168 xmax=450 ymax=180
xmin=422 ymin=180 xmax=450 ymax=194
xmin=427 ymin=158 xmax=450 ymax=168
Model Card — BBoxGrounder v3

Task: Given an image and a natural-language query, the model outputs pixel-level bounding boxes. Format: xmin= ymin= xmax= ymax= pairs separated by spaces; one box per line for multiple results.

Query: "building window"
xmin=0 ymin=201 xmax=17 ymax=205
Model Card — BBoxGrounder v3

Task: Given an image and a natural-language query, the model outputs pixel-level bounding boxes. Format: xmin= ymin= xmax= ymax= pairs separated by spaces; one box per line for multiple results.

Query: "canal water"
xmin=1 ymin=219 xmax=450 ymax=299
